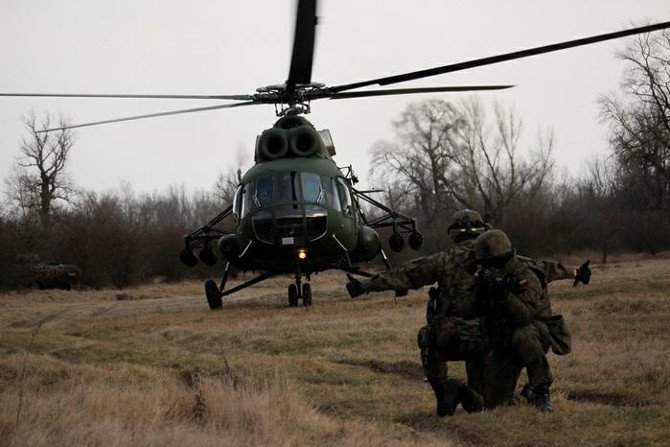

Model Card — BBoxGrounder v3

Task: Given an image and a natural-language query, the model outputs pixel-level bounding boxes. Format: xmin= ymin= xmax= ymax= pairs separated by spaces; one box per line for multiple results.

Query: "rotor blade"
xmin=286 ymin=0 xmax=317 ymax=88
xmin=0 ymin=92 xmax=253 ymax=100
xmin=36 ymin=101 xmax=257 ymax=133
xmin=327 ymin=85 xmax=514 ymax=99
xmin=330 ymin=20 xmax=670 ymax=92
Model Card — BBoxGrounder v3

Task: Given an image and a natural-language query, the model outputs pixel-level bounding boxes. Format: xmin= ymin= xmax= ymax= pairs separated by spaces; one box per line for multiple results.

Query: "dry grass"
xmin=1 ymin=259 xmax=669 ymax=446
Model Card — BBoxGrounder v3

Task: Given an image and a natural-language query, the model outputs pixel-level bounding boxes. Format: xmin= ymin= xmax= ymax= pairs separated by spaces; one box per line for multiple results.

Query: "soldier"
xmin=462 ymin=229 xmax=573 ymax=412
xmin=346 ymin=210 xmax=590 ymax=416
xmin=346 ymin=209 xmax=590 ymax=416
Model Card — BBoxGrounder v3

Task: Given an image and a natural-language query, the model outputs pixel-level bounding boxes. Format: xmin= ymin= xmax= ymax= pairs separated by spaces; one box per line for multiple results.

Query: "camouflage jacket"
xmin=516 ymin=255 xmax=575 ymax=287
xmin=362 ymin=241 xmax=575 ymax=321
xmin=363 ymin=239 xmax=477 ymax=319
xmin=460 ymin=256 xmax=551 ymax=348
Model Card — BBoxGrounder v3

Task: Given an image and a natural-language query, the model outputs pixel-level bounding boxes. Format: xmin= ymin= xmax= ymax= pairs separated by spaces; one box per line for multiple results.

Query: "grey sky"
xmin=1 ymin=0 xmax=669 ymax=198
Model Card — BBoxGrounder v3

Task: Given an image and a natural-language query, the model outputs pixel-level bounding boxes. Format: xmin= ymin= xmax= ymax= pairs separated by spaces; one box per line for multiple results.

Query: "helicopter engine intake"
xmin=258 ymin=128 xmax=289 ymax=160
xmin=289 ymin=125 xmax=320 ymax=157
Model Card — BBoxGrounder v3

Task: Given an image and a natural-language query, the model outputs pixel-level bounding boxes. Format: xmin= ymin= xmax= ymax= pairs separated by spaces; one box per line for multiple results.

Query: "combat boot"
xmin=520 ymin=383 xmax=535 ymax=404
xmin=534 ymin=383 xmax=553 ymax=412
xmin=434 ymin=379 xmax=461 ymax=417
xmin=457 ymin=384 xmax=484 ymax=413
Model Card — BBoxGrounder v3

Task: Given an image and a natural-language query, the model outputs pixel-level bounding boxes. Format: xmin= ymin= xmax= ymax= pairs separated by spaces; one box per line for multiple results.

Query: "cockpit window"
xmin=337 ymin=178 xmax=353 ymax=214
xmin=277 ymin=171 xmax=300 ymax=202
xmin=241 ymin=181 xmax=254 ymax=217
xmin=241 ymin=176 xmax=273 ymax=217
xmin=233 ymin=185 xmax=243 ymax=216
xmin=322 ymin=175 xmax=341 ymax=211
xmin=256 ymin=176 xmax=273 ymax=207
xmin=301 ymin=172 xmax=321 ymax=203
xmin=300 ymin=172 xmax=344 ymax=211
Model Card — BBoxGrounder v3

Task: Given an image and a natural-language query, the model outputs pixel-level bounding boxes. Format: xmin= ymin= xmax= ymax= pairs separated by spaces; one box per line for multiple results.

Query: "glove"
xmin=480 ymin=269 xmax=512 ymax=302
xmin=489 ymin=274 xmax=512 ymax=301
xmin=573 ymin=260 xmax=591 ymax=287
xmin=346 ymin=273 xmax=365 ymax=298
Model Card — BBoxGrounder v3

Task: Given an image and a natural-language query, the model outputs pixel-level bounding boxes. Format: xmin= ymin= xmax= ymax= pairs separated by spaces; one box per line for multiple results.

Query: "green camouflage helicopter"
xmin=179 ymin=111 xmax=425 ymax=309
xmin=2 ymin=1 xmax=669 ymax=308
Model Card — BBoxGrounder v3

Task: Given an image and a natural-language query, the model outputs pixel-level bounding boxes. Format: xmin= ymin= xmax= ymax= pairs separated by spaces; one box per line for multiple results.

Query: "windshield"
xmin=240 ymin=171 xmax=344 ymax=217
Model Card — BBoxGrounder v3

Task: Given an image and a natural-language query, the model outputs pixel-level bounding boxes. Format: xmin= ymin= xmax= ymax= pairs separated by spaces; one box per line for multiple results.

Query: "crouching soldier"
xmin=346 ymin=210 xmax=590 ymax=416
xmin=462 ymin=229 xmax=574 ymax=412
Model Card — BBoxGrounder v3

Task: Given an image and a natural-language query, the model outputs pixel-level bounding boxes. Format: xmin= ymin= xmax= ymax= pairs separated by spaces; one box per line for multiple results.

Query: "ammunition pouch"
xmin=532 ymin=315 xmax=572 ymax=355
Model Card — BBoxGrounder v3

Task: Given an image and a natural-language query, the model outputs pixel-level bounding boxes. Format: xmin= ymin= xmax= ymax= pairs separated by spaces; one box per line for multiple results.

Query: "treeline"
xmin=0 ymin=187 xmax=229 ymax=288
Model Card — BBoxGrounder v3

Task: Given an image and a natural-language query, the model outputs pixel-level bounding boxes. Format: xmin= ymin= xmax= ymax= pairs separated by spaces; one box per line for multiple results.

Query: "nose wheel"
xmin=302 ymin=283 xmax=312 ymax=306
xmin=288 ymin=284 xmax=299 ymax=307
xmin=288 ymin=270 xmax=312 ymax=307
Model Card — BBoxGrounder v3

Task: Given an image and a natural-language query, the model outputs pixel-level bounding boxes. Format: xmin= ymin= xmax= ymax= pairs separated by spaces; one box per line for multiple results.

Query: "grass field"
xmin=1 ymin=257 xmax=669 ymax=446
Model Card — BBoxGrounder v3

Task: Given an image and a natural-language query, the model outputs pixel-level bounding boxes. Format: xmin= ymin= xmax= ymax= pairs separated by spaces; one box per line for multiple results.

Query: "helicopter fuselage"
xmin=222 ymin=157 xmax=369 ymax=274
xmin=213 ymin=116 xmax=381 ymax=277
xmin=181 ymin=114 xmax=417 ymax=307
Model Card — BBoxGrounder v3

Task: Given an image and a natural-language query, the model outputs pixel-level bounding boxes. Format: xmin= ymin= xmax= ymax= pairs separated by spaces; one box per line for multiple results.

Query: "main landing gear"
xmin=203 ymin=262 xmax=313 ymax=310
xmin=205 ymin=278 xmax=223 ymax=310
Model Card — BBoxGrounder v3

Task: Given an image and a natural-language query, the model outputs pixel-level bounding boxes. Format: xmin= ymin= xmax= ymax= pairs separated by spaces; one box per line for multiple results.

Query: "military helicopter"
xmin=1 ymin=1 xmax=669 ymax=309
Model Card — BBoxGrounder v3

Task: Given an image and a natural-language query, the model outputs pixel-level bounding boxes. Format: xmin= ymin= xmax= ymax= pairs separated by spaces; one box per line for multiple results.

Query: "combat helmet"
xmin=447 ymin=209 xmax=487 ymax=240
xmin=473 ymin=229 xmax=513 ymax=262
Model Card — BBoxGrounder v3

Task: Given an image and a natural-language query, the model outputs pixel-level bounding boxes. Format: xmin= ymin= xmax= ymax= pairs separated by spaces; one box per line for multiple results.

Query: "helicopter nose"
xmin=252 ymin=204 xmax=327 ymax=247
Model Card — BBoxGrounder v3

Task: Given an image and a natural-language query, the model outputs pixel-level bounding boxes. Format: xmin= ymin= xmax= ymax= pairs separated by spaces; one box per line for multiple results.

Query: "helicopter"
xmin=1 ymin=1 xmax=669 ymax=309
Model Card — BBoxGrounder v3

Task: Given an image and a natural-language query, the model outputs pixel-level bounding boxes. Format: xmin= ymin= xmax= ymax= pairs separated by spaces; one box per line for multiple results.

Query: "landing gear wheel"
xmin=302 ymin=283 xmax=312 ymax=306
xmin=288 ymin=284 xmax=299 ymax=307
xmin=205 ymin=279 xmax=223 ymax=310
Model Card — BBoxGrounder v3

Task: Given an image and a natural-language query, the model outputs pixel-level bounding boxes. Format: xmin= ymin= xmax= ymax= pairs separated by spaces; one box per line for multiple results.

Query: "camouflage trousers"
xmin=417 ymin=316 xmax=487 ymax=396
xmin=418 ymin=319 xmax=552 ymax=410
xmin=479 ymin=324 xmax=553 ymax=408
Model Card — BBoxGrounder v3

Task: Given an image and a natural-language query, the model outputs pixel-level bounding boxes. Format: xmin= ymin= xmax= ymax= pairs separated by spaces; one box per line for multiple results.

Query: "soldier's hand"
xmin=573 ymin=260 xmax=591 ymax=287
xmin=346 ymin=273 xmax=366 ymax=298
xmin=480 ymin=269 xmax=511 ymax=301
xmin=489 ymin=274 xmax=513 ymax=301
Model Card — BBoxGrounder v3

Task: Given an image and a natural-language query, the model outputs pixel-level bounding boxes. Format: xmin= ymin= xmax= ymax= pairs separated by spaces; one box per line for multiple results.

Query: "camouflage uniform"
xmin=363 ymin=238 xmax=486 ymax=410
xmin=348 ymin=210 xmax=586 ymax=415
xmin=361 ymin=241 xmax=575 ymax=413
xmin=463 ymin=230 xmax=572 ymax=411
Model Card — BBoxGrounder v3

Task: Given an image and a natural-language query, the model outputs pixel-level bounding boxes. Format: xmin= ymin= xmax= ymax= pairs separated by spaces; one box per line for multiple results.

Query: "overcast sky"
xmin=1 ymin=0 xmax=669 ymax=199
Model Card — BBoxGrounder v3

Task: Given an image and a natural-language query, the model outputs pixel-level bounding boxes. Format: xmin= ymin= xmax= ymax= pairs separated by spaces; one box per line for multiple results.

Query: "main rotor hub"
xmin=254 ymin=82 xmax=327 ymax=116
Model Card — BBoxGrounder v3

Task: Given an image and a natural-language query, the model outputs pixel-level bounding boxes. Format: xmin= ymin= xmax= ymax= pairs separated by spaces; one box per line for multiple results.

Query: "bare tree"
xmin=214 ymin=168 xmax=242 ymax=205
xmin=599 ymin=28 xmax=670 ymax=211
xmin=445 ymin=99 xmax=554 ymax=225
xmin=370 ymin=99 xmax=467 ymax=220
xmin=213 ymin=145 xmax=248 ymax=205
xmin=370 ymin=99 xmax=554 ymax=227
xmin=7 ymin=112 xmax=76 ymax=223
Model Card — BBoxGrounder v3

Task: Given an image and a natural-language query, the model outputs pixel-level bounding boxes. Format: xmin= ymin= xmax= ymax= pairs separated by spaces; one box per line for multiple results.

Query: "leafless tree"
xmin=599 ymin=28 xmax=670 ymax=211
xmin=6 ymin=112 xmax=76 ymax=223
xmin=370 ymin=99 xmax=554 ymax=227
xmin=370 ymin=99 xmax=467 ymax=220
xmin=214 ymin=168 xmax=242 ymax=205
xmin=445 ymin=99 xmax=555 ymax=225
